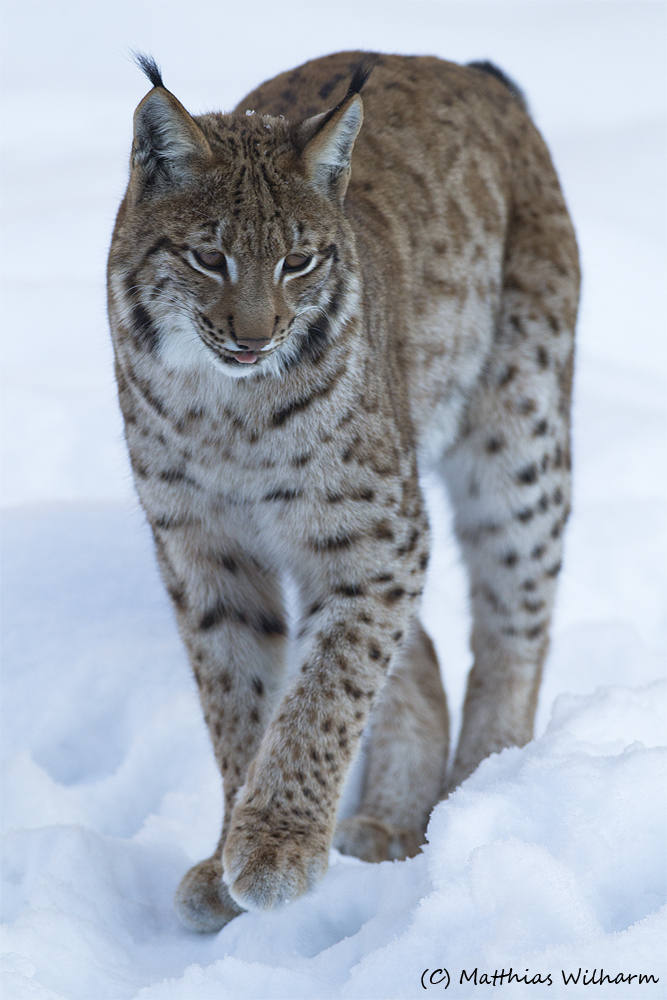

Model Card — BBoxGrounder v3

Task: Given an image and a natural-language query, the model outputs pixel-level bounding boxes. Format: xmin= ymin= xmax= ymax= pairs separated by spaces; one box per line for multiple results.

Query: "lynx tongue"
xmin=236 ymin=351 xmax=257 ymax=364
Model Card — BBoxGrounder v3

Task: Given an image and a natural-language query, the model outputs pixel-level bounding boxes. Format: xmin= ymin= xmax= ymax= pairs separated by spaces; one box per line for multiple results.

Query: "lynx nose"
xmin=236 ymin=338 xmax=271 ymax=351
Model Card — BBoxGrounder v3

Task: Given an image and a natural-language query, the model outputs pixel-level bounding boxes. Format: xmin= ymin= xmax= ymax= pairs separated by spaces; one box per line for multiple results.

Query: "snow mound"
xmin=2 ymin=665 xmax=664 ymax=999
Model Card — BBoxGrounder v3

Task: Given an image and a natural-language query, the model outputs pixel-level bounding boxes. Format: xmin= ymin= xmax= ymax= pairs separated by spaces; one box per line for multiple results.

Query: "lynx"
xmin=107 ymin=51 xmax=579 ymax=932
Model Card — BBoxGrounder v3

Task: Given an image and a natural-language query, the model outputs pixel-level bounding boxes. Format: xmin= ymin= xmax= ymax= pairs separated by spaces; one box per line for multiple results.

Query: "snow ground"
xmin=1 ymin=2 xmax=665 ymax=998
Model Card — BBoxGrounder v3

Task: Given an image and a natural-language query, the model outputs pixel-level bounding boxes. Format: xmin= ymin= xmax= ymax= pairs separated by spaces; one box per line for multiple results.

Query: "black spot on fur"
xmin=220 ymin=670 xmax=232 ymax=694
xmin=273 ymin=394 xmax=316 ymax=426
xmin=168 ymin=585 xmax=187 ymax=610
xmin=517 ymin=463 xmax=538 ymax=485
xmin=319 ymin=73 xmax=346 ymax=101
xmin=295 ymin=316 xmax=330 ymax=366
xmin=131 ymin=303 xmax=160 ymax=353
xmin=153 ymin=514 xmax=186 ymax=530
xmin=218 ymin=554 xmax=237 ymax=573
xmin=498 ymin=365 xmax=517 ymax=387
xmin=257 ymin=613 xmax=286 ymax=636
xmin=342 ymin=680 xmax=364 ymax=701
xmin=373 ymin=521 xmax=394 ymax=541
xmin=335 ymin=583 xmax=365 ymax=597
xmin=200 ymin=601 xmax=228 ymax=630
xmin=159 ymin=469 xmax=200 ymax=488
xmin=130 ymin=456 xmax=149 ymax=478
xmin=341 ymin=436 xmax=361 ymax=462
xmin=396 ymin=528 xmax=420 ymax=556
xmin=272 ymin=365 xmax=343 ymax=425
xmin=263 ymin=488 xmax=302 ymax=502
xmin=323 ymin=243 xmax=340 ymax=264
xmin=309 ymin=533 xmax=358 ymax=552
xmin=354 ymin=487 xmax=375 ymax=501
xmin=327 ymin=282 xmax=344 ymax=319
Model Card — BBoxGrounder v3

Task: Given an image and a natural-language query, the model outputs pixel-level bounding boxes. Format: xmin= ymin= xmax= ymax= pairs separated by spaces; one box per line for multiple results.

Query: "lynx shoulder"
xmin=108 ymin=51 xmax=578 ymax=931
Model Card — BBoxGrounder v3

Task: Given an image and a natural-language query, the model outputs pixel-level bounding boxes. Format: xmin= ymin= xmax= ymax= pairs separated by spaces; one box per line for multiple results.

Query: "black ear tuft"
xmin=310 ymin=55 xmax=377 ymax=136
xmin=132 ymin=51 xmax=165 ymax=90
xmin=346 ymin=56 xmax=378 ymax=97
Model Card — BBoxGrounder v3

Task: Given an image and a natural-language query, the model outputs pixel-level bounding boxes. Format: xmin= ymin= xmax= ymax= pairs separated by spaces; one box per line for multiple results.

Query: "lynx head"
xmin=108 ymin=55 xmax=372 ymax=379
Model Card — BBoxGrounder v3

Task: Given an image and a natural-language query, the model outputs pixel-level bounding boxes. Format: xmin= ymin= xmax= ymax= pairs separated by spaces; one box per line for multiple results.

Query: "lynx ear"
xmin=298 ymin=94 xmax=363 ymax=202
xmin=130 ymin=85 xmax=212 ymax=200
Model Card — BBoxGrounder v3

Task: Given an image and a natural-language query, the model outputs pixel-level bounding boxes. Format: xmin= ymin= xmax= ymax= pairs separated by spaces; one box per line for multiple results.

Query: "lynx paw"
xmin=334 ymin=814 xmax=423 ymax=862
xmin=222 ymin=806 xmax=330 ymax=910
xmin=175 ymin=857 xmax=244 ymax=933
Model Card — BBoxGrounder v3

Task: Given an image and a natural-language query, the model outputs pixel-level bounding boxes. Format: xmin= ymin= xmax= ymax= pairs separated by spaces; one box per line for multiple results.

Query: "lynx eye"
xmin=195 ymin=249 xmax=227 ymax=270
xmin=283 ymin=252 xmax=313 ymax=273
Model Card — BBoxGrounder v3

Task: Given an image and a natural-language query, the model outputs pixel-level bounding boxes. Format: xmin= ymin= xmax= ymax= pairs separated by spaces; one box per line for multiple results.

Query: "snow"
xmin=1 ymin=2 xmax=665 ymax=997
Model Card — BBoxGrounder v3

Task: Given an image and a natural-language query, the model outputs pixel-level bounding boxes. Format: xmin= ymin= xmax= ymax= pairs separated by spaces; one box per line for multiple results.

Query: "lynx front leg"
xmin=222 ymin=515 xmax=429 ymax=910
xmin=152 ymin=527 xmax=288 ymax=931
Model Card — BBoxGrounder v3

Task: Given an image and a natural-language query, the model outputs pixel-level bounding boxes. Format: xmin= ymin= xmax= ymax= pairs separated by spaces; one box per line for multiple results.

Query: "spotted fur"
xmin=107 ymin=51 xmax=579 ymax=931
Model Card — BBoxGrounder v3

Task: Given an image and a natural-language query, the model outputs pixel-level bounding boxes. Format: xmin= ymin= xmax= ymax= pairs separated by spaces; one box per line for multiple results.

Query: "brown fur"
xmin=107 ymin=51 xmax=579 ymax=931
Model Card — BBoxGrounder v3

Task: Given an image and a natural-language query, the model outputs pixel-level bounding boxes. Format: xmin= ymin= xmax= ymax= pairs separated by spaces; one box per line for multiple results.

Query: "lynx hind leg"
xmin=175 ymin=856 xmax=243 ymax=933
xmin=334 ymin=621 xmax=449 ymax=862
xmin=443 ymin=258 xmax=576 ymax=791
